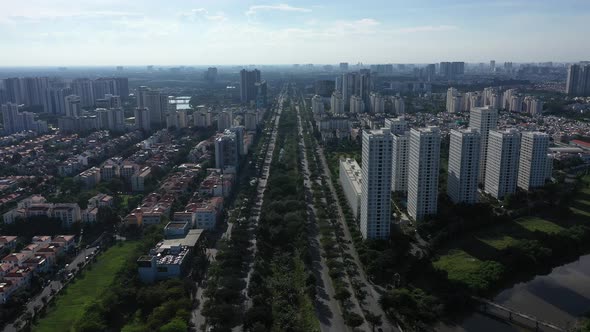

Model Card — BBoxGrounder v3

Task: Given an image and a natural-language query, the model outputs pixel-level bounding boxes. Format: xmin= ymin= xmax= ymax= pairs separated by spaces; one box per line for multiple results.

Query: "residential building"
xmin=331 ymin=90 xmax=344 ymax=114
xmin=407 ymin=127 xmax=441 ymax=221
xmin=339 ymin=158 xmax=362 ymax=219
xmin=369 ymin=92 xmax=385 ymax=113
xmin=469 ymin=106 xmax=498 ymax=184
xmin=134 ymin=108 xmax=151 ymax=131
xmin=447 ymin=129 xmax=481 ymax=204
xmin=385 ymin=117 xmax=408 ymax=135
xmin=360 ymin=129 xmax=392 ymax=239
xmin=64 ymin=95 xmax=81 ymax=118
xmin=485 ymin=129 xmax=521 ymax=199
xmin=312 ymin=95 xmax=324 ymax=115
xmin=240 ymin=69 xmax=261 ymax=103
xmin=566 ymin=64 xmax=590 ymax=96
xmin=215 ymin=131 xmax=239 ymax=173
xmin=131 ymin=167 xmax=152 ymax=192
xmin=217 ymin=110 xmax=232 ymax=132
xmin=391 ymin=132 xmax=410 ymax=193
xmin=518 ymin=132 xmax=549 ymax=190
xmin=350 ymin=95 xmax=364 ymax=114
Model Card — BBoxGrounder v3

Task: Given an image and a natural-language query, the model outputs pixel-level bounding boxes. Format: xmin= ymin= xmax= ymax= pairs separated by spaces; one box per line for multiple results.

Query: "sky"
xmin=0 ymin=0 xmax=589 ymax=66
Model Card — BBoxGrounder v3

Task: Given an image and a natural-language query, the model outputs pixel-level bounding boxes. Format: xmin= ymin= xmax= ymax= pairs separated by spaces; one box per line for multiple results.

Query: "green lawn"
xmin=34 ymin=242 xmax=139 ymax=332
xmin=433 ymin=249 xmax=483 ymax=281
xmin=477 ymin=234 xmax=520 ymax=250
xmin=516 ymin=217 xmax=564 ymax=234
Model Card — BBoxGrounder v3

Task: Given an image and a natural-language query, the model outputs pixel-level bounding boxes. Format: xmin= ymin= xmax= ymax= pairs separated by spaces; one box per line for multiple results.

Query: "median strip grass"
xmin=34 ymin=241 xmax=139 ymax=332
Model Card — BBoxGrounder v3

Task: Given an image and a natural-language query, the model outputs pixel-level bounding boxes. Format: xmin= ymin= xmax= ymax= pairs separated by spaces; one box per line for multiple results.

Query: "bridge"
xmin=472 ymin=297 xmax=569 ymax=332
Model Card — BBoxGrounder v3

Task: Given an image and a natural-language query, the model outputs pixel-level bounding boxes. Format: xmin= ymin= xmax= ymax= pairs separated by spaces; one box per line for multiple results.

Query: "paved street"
xmin=3 ymin=246 xmax=97 ymax=332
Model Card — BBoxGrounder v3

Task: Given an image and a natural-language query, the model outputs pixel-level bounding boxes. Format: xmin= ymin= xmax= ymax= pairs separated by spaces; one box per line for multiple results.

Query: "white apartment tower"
xmin=360 ymin=129 xmax=393 ymax=239
xmin=350 ymin=95 xmax=364 ymax=114
xmin=484 ymin=129 xmax=521 ymax=199
xmin=384 ymin=117 xmax=408 ymax=135
xmin=469 ymin=106 xmax=498 ymax=184
xmin=447 ymin=129 xmax=481 ymax=204
xmin=518 ymin=132 xmax=549 ymax=190
xmin=369 ymin=92 xmax=385 ymax=113
xmin=312 ymin=95 xmax=324 ymax=115
xmin=407 ymin=127 xmax=441 ymax=221
xmin=446 ymin=88 xmax=459 ymax=112
xmin=391 ymin=132 xmax=410 ymax=193
xmin=331 ymin=91 xmax=344 ymax=114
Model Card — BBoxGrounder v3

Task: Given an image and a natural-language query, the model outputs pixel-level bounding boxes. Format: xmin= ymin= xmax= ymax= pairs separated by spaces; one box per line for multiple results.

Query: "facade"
xmin=134 ymin=108 xmax=151 ymax=131
xmin=217 ymin=110 xmax=232 ymax=132
xmin=384 ymin=117 xmax=408 ymax=135
xmin=407 ymin=127 xmax=441 ymax=221
xmin=240 ymin=69 xmax=261 ymax=103
xmin=194 ymin=109 xmax=212 ymax=128
xmin=339 ymin=158 xmax=362 ymax=219
xmin=391 ymin=132 xmax=410 ymax=193
xmin=215 ymin=131 xmax=239 ymax=172
xmin=311 ymin=95 xmax=324 ymax=115
xmin=484 ymin=129 xmax=521 ymax=199
xmin=446 ymin=88 xmax=459 ymax=112
xmin=518 ymin=132 xmax=550 ymax=190
xmin=350 ymin=95 xmax=364 ymax=114
xmin=566 ymin=64 xmax=590 ymax=96
xmin=447 ymin=129 xmax=481 ymax=204
xmin=369 ymin=92 xmax=385 ymax=113
xmin=360 ymin=129 xmax=392 ymax=239
xmin=524 ymin=96 xmax=544 ymax=115
xmin=469 ymin=106 xmax=498 ymax=184
xmin=393 ymin=97 xmax=405 ymax=115
xmin=331 ymin=91 xmax=344 ymax=114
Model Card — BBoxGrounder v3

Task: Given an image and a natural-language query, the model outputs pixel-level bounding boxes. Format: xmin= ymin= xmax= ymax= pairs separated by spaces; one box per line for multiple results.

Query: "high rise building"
xmin=139 ymin=90 xmax=168 ymax=126
xmin=217 ymin=110 xmax=232 ymax=132
xmin=369 ymin=92 xmax=385 ymax=113
xmin=215 ymin=130 xmax=239 ymax=173
xmin=244 ymin=111 xmax=258 ymax=131
xmin=439 ymin=62 xmax=465 ymax=79
xmin=240 ymin=69 xmax=261 ymax=103
xmin=407 ymin=127 xmax=441 ymax=221
xmin=134 ymin=108 xmax=151 ymax=131
xmin=194 ymin=109 xmax=212 ymax=128
xmin=312 ymin=95 xmax=324 ymax=114
xmin=490 ymin=60 xmax=496 ymax=73
xmin=64 ymin=95 xmax=81 ymax=118
xmin=447 ymin=129 xmax=481 ymax=204
xmin=350 ymin=95 xmax=364 ymax=114
xmin=339 ymin=62 xmax=349 ymax=71
xmin=315 ymin=80 xmax=336 ymax=97
xmin=228 ymin=126 xmax=246 ymax=156
xmin=20 ymin=77 xmax=48 ymax=106
xmin=446 ymin=88 xmax=459 ymax=112
xmin=484 ymin=129 xmax=521 ymax=199
xmin=43 ymin=87 xmax=72 ymax=115
xmin=358 ymin=69 xmax=372 ymax=107
xmin=469 ymin=106 xmax=498 ymax=184
xmin=360 ymin=128 xmax=393 ymax=239
xmin=205 ymin=67 xmax=218 ymax=83
xmin=136 ymin=86 xmax=150 ymax=109
xmin=502 ymin=88 xmax=518 ymax=109
xmin=385 ymin=117 xmax=407 ymax=135
xmin=518 ymin=132 xmax=549 ymax=191
xmin=565 ymin=64 xmax=590 ymax=96
xmin=391 ymin=132 xmax=409 ymax=193
xmin=424 ymin=64 xmax=436 ymax=81
xmin=114 ymin=77 xmax=129 ymax=99
xmin=393 ymin=97 xmax=405 ymax=115
xmin=96 ymin=108 xmax=124 ymax=131
xmin=331 ymin=91 xmax=344 ymax=114
xmin=71 ymin=78 xmax=95 ymax=107
xmin=3 ymin=78 xmax=23 ymax=104
xmin=524 ymin=96 xmax=543 ymax=115
xmin=1 ymin=103 xmax=22 ymax=134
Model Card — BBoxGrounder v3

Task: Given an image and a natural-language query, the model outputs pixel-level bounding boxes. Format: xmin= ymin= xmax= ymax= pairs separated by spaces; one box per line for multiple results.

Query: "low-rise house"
xmin=52 ymin=235 xmax=76 ymax=251
xmin=1 ymin=252 xmax=32 ymax=268
xmin=0 ymin=236 xmax=17 ymax=251
xmin=22 ymin=256 xmax=50 ymax=273
xmin=4 ymin=267 xmax=33 ymax=288
xmin=0 ymin=281 xmax=15 ymax=304
xmin=125 ymin=208 xmax=143 ymax=227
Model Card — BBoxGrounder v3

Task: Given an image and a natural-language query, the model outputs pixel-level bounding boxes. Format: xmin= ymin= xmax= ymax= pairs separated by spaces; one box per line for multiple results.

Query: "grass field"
xmin=34 ymin=242 xmax=139 ymax=332
xmin=516 ymin=217 xmax=564 ymax=234
xmin=433 ymin=249 xmax=484 ymax=282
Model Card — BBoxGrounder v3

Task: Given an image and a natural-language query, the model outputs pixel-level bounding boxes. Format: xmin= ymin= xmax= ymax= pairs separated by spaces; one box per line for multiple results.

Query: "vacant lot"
xmin=34 ymin=242 xmax=138 ymax=332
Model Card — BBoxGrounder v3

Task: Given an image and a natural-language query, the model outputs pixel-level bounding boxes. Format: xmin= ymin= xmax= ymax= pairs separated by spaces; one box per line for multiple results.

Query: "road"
xmin=3 ymin=246 xmax=98 ymax=332
xmin=296 ymin=105 xmax=349 ymax=332
xmin=295 ymin=88 xmax=399 ymax=332
xmin=190 ymin=90 xmax=285 ymax=331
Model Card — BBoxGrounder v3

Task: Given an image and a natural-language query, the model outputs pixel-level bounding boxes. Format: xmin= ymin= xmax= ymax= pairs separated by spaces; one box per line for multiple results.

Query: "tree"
xmin=159 ymin=318 xmax=187 ymax=332
xmin=344 ymin=311 xmax=364 ymax=328
xmin=365 ymin=312 xmax=382 ymax=332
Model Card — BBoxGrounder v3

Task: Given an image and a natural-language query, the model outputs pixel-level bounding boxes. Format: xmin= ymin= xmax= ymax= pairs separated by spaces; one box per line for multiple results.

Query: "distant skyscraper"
xmin=439 ymin=62 xmax=465 ymax=80
xmin=315 ymin=80 xmax=336 ymax=97
xmin=469 ymin=106 xmax=498 ymax=184
xmin=2 ymin=103 xmax=22 ymax=134
xmin=524 ymin=96 xmax=543 ymax=115
xmin=64 ymin=95 xmax=81 ymax=118
xmin=194 ymin=109 xmax=212 ymax=128
xmin=424 ymin=64 xmax=436 ymax=81
xmin=43 ymin=87 xmax=72 ymax=115
xmin=331 ymin=91 xmax=344 ymax=114
xmin=447 ymin=129 xmax=481 ymax=204
xmin=240 ymin=69 xmax=261 ymax=103
xmin=350 ymin=95 xmax=364 ymax=114
xmin=393 ymin=97 xmax=405 ymax=115
xmin=71 ymin=78 xmax=95 ymax=107
xmin=369 ymin=92 xmax=385 ymax=113
xmin=205 ymin=67 xmax=218 ymax=83
xmin=484 ymin=129 xmax=521 ymax=199
xmin=3 ymin=78 xmax=23 ymax=104
xmin=360 ymin=128 xmax=393 ymax=239
xmin=490 ymin=60 xmax=496 ymax=73
xmin=339 ymin=62 xmax=349 ymax=71
xmin=566 ymin=64 xmax=590 ymax=96
xmin=217 ymin=110 xmax=232 ymax=132
xmin=215 ymin=130 xmax=239 ymax=173
xmin=139 ymin=89 xmax=168 ymax=126
xmin=446 ymin=88 xmax=459 ymax=112
xmin=341 ymin=72 xmax=358 ymax=112
xmin=518 ymin=132 xmax=549 ymax=191
xmin=358 ymin=69 xmax=372 ymax=107
xmin=97 ymin=108 xmax=124 ymax=131
xmin=407 ymin=127 xmax=441 ymax=221
xmin=255 ymin=80 xmax=268 ymax=108
xmin=391 ymin=131 xmax=409 ymax=193
xmin=134 ymin=108 xmax=150 ymax=131
xmin=312 ymin=95 xmax=324 ymax=115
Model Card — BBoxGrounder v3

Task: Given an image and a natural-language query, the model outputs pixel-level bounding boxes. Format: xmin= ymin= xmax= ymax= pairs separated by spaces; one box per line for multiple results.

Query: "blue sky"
xmin=0 ymin=0 xmax=588 ymax=66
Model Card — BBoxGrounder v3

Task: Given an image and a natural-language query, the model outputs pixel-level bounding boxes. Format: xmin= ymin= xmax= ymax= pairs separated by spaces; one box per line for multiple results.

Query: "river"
xmin=438 ymin=253 xmax=590 ymax=331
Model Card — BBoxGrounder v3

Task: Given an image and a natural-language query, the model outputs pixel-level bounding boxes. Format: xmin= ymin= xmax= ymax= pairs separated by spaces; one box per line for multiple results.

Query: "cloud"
xmin=394 ymin=25 xmax=458 ymax=33
xmin=179 ymin=8 xmax=227 ymax=22
xmin=3 ymin=10 xmax=139 ymax=22
xmin=245 ymin=3 xmax=312 ymax=16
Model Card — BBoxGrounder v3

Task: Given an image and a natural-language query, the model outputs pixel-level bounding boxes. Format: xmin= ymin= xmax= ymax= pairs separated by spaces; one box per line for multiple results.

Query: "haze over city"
xmin=1 ymin=0 xmax=590 ymax=65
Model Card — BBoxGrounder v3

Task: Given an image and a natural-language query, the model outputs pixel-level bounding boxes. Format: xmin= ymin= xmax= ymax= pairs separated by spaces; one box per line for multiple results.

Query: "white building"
xmin=407 ymin=127 xmax=441 ymax=221
xmin=350 ymin=95 xmax=364 ymax=114
xmin=447 ymin=129 xmax=481 ymax=204
xmin=518 ymin=132 xmax=549 ymax=191
xmin=385 ymin=117 xmax=408 ymax=135
xmin=339 ymin=158 xmax=362 ymax=219
xmin=194 ymin=109 xmax=212 ymax=128
xmin=391 ymin=132 xmax=409 ymax=193
xmin=446 ymin=88 xmax=459 ymax=112
xmin=369 ymin=92 xmax=385 ymax=113
xmin=331 ymin=91 xmax=344 ymax=114
xmin=244 ymin=111 xmax=258 ymax=131
xmin=509 ymin=95 xmax=524 ymax=112
xmin=312 ymin=95 xmax=324 ymax=115
xmin=393 ymin=97 xmax=405 ymax=115
xmin=484 ymin=129 xmax=521 ymax=199
xmin=524 ymin=96 xmax=543 ymax=116
xmin=64 ymin=95 xmax=81 ymax=118
xmin=217 ymin=110 xmax=232 ymax=132
xmin=360 ymin=129 xmax=392 ymax=239
xmin=469 ymin=106 xmax=498 ymax=184
xmin=134 ymin=108 xmax=150 ymax=131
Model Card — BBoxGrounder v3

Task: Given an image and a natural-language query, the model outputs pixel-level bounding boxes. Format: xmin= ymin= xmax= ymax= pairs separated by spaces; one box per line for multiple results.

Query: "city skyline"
xmin=1 ymin=0 xmax=590 ymax=66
